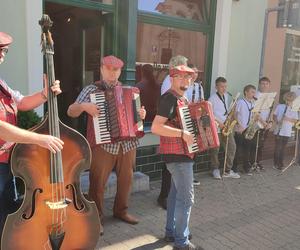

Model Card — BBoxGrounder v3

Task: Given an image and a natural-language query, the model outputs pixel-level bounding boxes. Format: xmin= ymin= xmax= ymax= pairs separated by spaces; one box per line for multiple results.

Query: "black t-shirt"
xmin=157 ymin=91 xmax=193 ymax=163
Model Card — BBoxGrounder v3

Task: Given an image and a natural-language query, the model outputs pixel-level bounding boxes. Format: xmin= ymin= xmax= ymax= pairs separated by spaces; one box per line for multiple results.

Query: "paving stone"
xmin=95 ymin=160 xmax=300 ymax=249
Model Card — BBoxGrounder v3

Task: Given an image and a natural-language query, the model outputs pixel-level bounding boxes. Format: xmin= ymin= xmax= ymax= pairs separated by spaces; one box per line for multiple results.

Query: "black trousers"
xmin=158 ymin=163 xmax=171 ymax=200
xmin=274 ymin=135 xmax=289 ymax=168
xmin=232 ymin=132 xmax=257 ymax=172
xmin=257 ymin=129 xmax=268 ymax=163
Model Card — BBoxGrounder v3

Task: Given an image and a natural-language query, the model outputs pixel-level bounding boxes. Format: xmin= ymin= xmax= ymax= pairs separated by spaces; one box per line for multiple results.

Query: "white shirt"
xmin=255 ymin=90 xmax=271 ymax=122
xmin=160 ymin=75 xmax=204 ymax=102
xmin=273 ymin=104 xmax=298 ymax=137
xmin=161 ymin=75 xmax=171 ymax=95
xmin=208 ymin=92 xmax=230 ymax=123
xmin=235 ymin=98 xmax=255 ymax=131
xmin=185 ymin=82 xmax=204 ymax=102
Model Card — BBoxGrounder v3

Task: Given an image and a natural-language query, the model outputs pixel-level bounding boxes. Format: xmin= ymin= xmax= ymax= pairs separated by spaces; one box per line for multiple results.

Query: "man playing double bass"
xmin=0 ymin=32 xmax=63 ymax=239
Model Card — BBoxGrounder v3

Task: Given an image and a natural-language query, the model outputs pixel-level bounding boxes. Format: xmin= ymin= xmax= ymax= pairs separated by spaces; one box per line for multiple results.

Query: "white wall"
xmin=211 ymin=0 xmax=268 ymax=96
xmin=226 ymin=0 xmax=268 ymax=96
xmin=211 ymin=0 xmax=232 ymax=94
xmin=0 ymin=0 xmax=43 ymax=114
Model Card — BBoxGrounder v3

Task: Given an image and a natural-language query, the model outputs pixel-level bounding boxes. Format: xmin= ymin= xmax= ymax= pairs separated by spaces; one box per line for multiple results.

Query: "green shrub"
xmin=17 ymin=110 xmax=42 ymax=129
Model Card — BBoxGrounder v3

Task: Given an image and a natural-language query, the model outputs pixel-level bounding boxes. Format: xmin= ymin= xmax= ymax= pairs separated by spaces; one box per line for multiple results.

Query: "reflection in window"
xmin=136 ymin=22 xmax=207 ymax=122
xmin=282 ymin=33 xmax=300 ymax=86
xmin=138 ymin=0 xmax=211 ymax=22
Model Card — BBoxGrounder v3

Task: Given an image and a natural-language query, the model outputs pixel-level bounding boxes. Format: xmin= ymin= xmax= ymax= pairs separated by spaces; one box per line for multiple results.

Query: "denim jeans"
xmin=165 ymin=161 xmax=194 ymax=248
xmin=0 ymin=163 xmax=15 ymax=239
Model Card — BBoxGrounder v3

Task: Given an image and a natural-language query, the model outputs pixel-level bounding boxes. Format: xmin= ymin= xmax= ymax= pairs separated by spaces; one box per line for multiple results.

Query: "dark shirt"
xmin=136 ymin=80 xmax=160 ymax=122
xmin=157 ymin=91 xmax=193 ymax=163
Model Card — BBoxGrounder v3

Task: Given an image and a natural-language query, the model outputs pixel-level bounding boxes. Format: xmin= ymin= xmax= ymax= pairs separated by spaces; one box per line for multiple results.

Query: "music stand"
xmin=251 ymin=93 xmax=276 ymax=172
xmin=280 ymin=96 xmax=300 ymax=174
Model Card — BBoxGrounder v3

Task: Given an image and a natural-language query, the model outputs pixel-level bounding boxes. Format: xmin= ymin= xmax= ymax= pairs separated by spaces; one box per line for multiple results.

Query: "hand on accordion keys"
xmin=82 ymin=102 xmax=101 ymax=117
xmin=182 ymin=130 xmax=195 ymax=146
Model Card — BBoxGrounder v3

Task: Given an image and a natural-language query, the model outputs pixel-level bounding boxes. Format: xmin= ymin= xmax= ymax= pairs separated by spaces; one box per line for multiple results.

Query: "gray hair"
xmin=169 ymin=55 xmax=188 ymax=69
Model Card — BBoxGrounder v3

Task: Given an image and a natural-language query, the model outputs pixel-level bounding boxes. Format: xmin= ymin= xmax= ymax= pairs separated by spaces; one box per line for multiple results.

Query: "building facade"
xmin=1 ymin=0 xmax=298 ymax=179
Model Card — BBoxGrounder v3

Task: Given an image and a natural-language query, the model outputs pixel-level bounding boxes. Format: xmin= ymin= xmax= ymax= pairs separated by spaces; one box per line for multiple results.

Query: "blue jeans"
xmin=0 ymin=163 xmax=15 ymax=238
xmin=165 ymin=161 xmax=194 ymax=248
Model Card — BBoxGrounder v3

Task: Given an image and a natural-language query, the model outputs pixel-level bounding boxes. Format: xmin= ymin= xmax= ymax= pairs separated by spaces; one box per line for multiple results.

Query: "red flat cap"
xmin=101 ymin=55 xmax=124 ymax=68
xmin=0 ymin=32 xmax=13 ymax=47
xmin=170 ymin=64 xmax=194 ymax=77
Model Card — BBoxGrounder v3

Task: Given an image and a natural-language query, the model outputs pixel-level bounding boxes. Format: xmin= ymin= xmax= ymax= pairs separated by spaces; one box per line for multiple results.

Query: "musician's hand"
xmin=43 ymin=74 xmax=62 ymax=98
xmin=182 ymin=130 xmax=194 ymax=146
xmin=139 ymin=106 xmax=146 ymax=120
xmin=266 ymin=121 xmax=273 ymax=129
xmin=82 ymin=103 xmax=100 ymax=117
xmin=36 ymin=134 xmax=64 ymax=153
xmin=253 ymin=113 xmax=260 ymax=121
xmin=218 ymin=122 xmax=225 ymax=129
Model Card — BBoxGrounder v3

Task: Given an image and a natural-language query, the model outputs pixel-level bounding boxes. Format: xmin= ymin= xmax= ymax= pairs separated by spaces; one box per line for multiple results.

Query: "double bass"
xmin=1 ymin=15 xmax=101 ymax=250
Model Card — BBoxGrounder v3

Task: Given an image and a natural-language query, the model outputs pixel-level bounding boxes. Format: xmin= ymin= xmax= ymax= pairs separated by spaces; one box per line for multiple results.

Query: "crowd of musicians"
xmin=1 ymin=30 xmax=300 ymax=250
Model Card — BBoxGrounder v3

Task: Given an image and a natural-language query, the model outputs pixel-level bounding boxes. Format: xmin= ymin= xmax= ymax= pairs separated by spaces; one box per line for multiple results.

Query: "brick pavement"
xmin=96 ymin=160 xmax=300 ymax=250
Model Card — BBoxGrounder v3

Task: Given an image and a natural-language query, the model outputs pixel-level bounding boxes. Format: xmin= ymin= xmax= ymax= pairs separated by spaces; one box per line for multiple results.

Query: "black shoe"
xmin=164 ymin=234 xmax=192 ymax=242
xmin=193 ymin=179 xmax=201 ymax=186
xmin=157 ymin=197 xmax=167 ymax=210
xmin=173 ymin=242 xmax=204 ymax=250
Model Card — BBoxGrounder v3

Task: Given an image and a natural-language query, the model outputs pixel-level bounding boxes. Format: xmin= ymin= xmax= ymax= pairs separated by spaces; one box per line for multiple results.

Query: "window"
xmin=282 ymin=32 xmax=300 ymax=87
xmin=89 ymin=0 xmax=113 ymax=4
xmin=138 ymin=0 xmax=211 ymax=22
xmin=135 ymin=22 xmax=208 ymax=123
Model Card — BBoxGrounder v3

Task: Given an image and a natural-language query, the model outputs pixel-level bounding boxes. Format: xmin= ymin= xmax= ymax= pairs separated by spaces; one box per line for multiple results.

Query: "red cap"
xmin=170 ymin=64 xmax=194 ymax=77
xmin=0 ymin=32 xmax=13 ymax=48
xmin=101 ymin=55 xmax=124 ymax=68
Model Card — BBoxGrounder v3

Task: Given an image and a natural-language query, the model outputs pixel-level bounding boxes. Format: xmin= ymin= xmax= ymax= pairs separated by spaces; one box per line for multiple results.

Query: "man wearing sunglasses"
xmin=0 ymin=32 xmax=64 ymax=240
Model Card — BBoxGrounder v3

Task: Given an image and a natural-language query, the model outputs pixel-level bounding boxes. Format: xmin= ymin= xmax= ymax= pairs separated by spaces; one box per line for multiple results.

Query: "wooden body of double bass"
xmin=1 ymin=118 xmax=101 ymax=250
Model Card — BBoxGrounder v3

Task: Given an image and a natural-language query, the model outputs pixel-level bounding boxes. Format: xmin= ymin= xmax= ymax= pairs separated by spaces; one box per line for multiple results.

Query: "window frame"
xmin=137 ymin=0 xmax=217 ymax=99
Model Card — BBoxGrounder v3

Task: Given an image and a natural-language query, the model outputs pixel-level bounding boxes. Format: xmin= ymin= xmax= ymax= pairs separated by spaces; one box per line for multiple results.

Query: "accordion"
xmin=177 ymin=101 xmax=220 ymax=153
xmin=90 ymin=86 xmax=144 ymax=144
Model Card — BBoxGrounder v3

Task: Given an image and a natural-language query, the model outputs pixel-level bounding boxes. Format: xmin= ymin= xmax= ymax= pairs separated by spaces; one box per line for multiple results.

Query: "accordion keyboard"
xmin=178 ymin=106 xmax=199 ymax=153
xmin=90 ymin=92 xmax=111 ymax=144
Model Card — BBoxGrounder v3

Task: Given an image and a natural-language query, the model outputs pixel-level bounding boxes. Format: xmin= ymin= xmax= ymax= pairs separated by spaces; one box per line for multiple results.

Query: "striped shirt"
xmin=75 ymin=81 xmax=139 ymax=155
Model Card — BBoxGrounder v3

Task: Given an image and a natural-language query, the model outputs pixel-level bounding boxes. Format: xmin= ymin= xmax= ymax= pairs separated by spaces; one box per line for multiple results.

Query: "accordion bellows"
xmin=177 ymin=101 xmax=220 ymax=153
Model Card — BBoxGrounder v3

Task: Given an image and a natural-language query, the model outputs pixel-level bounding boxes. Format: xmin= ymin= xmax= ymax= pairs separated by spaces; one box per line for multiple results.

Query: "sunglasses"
xmin=0 ymin=48 xmax=8 ymax=55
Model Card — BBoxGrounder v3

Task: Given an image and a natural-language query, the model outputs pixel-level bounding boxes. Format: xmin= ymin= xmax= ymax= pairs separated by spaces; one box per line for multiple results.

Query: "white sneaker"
xmin=223 ymin=170 xmax=240 ymax=179
xmin=212 ymin=169 xmax=221 ymax=179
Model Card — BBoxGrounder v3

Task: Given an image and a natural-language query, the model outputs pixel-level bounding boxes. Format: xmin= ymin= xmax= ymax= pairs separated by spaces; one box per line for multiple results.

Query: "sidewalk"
xmin=96 ymin=159 xmax=300 ymax=250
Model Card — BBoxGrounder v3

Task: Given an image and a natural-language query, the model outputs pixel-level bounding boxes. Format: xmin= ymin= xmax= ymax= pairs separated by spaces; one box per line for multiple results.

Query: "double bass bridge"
xmin=45 ymin=199 xmax=72 ymax=210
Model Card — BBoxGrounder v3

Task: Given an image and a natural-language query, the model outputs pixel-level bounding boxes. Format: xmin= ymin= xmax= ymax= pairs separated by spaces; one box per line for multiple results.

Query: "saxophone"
xmin=244 ymin=93 xmax=276 ymax=140
xmin=222 ymin=92 xmax=240 ymax=137
xmin=244 ymin=112 xmax=260 ymax=140
xmin=295 ymin=120 xmax=300 ymax=130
